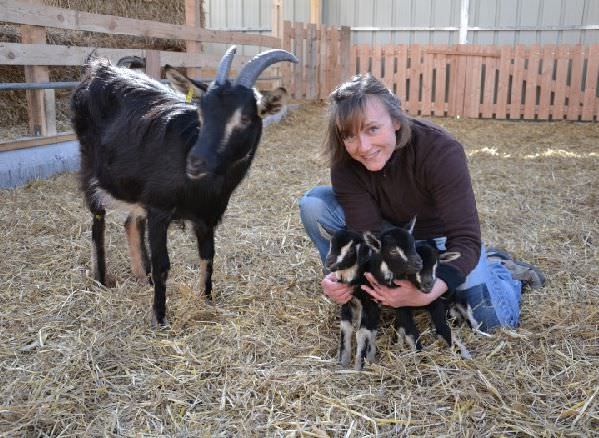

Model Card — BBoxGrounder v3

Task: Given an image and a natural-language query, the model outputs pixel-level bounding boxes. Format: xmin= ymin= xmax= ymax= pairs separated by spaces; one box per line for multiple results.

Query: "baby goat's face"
xmin=380 ymin=228 xmax=423 ymax=276
xmin=324 ymin=230 xmax=363 ymax=273
xmin=413 ymin=244 xmax=439 ymax=292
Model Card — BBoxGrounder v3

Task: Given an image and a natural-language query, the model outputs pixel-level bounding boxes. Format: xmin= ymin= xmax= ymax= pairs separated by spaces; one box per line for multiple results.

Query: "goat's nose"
xmin=186 ymin=156 xmax=209 ymax=179
xmin=325 ymin=254 xmax=337 ymax=270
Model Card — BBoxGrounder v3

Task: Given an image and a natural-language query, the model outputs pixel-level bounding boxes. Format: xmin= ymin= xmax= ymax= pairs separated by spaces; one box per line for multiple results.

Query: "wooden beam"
xmin=0 ymin=43 xmax=254 ymax=68
xmin=0 ymin=132 xmax=76 ymax=153
xmin=0 ymin=0 xmax=280 ymax=48
xmin=310 ymin=0 xmax=322 ymax=25
xmin=271 ymin=0 xmax=283 ymax=38
xmin=20 ymin=25 xmax=56 ymax=136
xmin=144 ymin=50 xmax=161 ymax=79
xmin=185 ymin=0 xmax=203 ymax=79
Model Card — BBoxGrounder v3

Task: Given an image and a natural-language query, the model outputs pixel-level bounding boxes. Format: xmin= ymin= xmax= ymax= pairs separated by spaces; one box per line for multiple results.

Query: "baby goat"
xmin=370 ymin=229 xmax=470 ymax=357
xmin=318 ymin=225 xmax=381 ymax=370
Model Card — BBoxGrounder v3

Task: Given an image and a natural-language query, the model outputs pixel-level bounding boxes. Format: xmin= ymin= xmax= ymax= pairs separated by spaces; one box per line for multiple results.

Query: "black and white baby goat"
xmin=369 ymin=229 xmax=471 ymax=358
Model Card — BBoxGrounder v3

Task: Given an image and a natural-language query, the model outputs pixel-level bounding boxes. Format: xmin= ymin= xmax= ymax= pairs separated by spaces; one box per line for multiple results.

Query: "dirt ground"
xmin=0 ymin=104 xmax=597 ymax=436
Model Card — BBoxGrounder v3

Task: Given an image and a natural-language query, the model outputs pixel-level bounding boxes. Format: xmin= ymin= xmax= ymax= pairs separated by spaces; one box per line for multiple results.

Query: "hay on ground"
xmin=0 ymin=104 xmax=597 ymax=436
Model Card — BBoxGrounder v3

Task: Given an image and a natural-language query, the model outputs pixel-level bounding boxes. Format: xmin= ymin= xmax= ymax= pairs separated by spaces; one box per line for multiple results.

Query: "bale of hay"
xmin=0 ymin=105 xmax=597 ymax=435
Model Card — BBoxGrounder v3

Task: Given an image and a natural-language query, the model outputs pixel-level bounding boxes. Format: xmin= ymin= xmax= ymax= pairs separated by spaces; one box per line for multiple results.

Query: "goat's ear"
xmin=405 ymin=216 xmax=417 ymax=234
xmin=363 ymin=231 xmax=381 ymax=252
xmin=440 ymin=251 xmax=461 ymax=263
xmin=165 ymin=65 xmax=207 ymax=99
xmin=317 ymin=222 xmax=336 ymax=241
xmin=257 ymin=87 xmax=289 ymax=117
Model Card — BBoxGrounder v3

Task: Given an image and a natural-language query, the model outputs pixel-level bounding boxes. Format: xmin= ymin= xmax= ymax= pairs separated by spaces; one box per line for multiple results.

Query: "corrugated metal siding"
xmin=203 ymin=0 xmax=598 ymax=49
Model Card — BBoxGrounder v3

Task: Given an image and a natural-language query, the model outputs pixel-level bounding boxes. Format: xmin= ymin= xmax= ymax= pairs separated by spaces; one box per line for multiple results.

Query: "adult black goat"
xmin=71 ymin=46 xmax=297 ymax=326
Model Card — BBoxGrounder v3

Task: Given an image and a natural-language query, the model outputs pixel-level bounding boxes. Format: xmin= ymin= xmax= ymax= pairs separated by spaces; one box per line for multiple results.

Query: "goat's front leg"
xmin=194 ymin=223 xmax=214 ymax=299
xmin=355 ymin=296 xmax=380 ymax=370
xmin=125 ymin=214 xmax=151 ymax=283
xmin=148 ymin=211 xmax=171 ymax=327
xmin=338 ymin=301 xmax=354 ymax=367
xmin=90 ymin=208 xmax=107 ymax=285
xmin=395 ymin=308 xmax=422 ymax=351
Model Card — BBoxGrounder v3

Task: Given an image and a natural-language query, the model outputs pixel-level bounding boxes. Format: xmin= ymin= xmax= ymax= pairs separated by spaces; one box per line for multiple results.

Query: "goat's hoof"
xmin=151 ymin=313 xmax=170 ymax=329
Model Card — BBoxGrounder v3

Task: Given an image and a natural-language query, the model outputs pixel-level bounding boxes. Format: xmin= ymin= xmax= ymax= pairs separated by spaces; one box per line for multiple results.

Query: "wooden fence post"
xmin=145 ymin=50 xmax=161 ymax=80
xmin=20 ymin=25 xmax=56 ymax=136
xmin=185 ymin=0 xmax=203 ymax=79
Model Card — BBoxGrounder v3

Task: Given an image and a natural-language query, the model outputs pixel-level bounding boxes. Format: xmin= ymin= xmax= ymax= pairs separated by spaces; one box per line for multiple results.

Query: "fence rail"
xmin=352 ymin=44 xmax=599 ymax=121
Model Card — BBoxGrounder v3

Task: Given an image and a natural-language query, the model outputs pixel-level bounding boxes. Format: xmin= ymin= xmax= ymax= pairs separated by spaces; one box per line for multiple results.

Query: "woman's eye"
xmin=369 ymin=126 xmax=379 ymax=133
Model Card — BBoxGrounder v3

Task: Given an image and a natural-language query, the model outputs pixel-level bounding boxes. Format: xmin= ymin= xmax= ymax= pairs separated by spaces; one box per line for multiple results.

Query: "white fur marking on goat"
xmin=393 ymin=246 xmax=408 ymax=261
xmin=91 ymin=179 xmax=147 ymax=218
xmin=221 ymin=108 xmax=242 ymax=148
xmin=339 ymin=320 xmax=353 ymax=366
xmin=355 ymin=328 xmax=372 ymax=370
xmin=380 ymin=261 xmax=394 ymax=283
xmin=453 ymin=334 xmax=472 ymax=359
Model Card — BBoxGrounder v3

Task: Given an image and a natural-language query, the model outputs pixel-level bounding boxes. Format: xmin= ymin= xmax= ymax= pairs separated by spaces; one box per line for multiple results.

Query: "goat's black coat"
xmin=71 ymin=55 xmax=287 ymax=326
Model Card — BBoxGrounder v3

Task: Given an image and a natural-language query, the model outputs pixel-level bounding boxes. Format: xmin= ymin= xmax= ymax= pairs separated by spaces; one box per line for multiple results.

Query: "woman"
xmin=299 ymin=74 xmax=544 ymax=332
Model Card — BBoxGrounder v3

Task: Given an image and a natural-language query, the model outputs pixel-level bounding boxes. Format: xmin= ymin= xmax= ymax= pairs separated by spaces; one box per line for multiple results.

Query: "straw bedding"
xmin=0 ymin=104 xmax=597 ymax=436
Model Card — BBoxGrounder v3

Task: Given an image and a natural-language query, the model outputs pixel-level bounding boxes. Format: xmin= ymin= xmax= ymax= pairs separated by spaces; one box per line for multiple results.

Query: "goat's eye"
xmin=240 ymin=115 xmax=252 ymax=125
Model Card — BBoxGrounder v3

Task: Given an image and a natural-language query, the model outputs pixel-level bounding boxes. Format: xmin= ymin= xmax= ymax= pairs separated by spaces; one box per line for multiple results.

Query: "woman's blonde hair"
xmin=322 ymin=74 xmax=412 ymax=167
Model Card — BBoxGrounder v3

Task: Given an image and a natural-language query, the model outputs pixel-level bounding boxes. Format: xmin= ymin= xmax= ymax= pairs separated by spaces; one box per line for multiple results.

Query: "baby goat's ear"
xmin=363 ymin=231 xmax=381 ymax=252
xmin=405 ymin=216 xmax=417 ymax=234
xmin=317 ymin=222 xmax=336 ymax=241
xmin=440 ymin=251 xmax=461 ymax=263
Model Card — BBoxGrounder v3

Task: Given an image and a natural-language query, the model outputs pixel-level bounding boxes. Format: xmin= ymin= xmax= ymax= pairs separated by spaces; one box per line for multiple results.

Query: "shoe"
xmin=500 ymin=259 xmax=546 ymax=289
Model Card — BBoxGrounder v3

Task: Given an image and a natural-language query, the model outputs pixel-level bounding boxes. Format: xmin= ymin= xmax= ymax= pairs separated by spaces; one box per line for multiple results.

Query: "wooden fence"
xmin=281 ymin=20 xmax=351 ymax=100
xmin=352 ymin=44 xmax=599 ymax=121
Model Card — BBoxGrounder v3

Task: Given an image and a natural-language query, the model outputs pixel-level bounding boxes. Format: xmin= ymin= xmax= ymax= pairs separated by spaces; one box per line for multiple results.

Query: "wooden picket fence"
xmin=282 ymin=21 xmax=352 ymax=100
xmin=352 ymin=44 xmax=599 ymax=121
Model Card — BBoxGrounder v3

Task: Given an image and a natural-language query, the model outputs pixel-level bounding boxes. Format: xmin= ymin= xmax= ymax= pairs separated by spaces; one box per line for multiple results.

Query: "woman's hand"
xmin=361 ymin=273 xmax=448 ymax=307
xmin=321 ymin=272 xmax=354 ymax=304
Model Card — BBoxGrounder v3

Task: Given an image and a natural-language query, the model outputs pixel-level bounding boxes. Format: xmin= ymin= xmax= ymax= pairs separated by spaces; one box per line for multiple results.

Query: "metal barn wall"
xmin=203 ymin=0 xmax=599 ymax=48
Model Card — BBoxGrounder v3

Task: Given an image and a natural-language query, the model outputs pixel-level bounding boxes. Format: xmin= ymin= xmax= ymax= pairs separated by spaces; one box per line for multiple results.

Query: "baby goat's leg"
xmin=428 ymin=299 xmax=452 ymax=347
xmin=395 ymin=308 xmax=422 ymax=351
xmin=355 ymin=296 xmax=380 ymax=370
xmin=338 ymin=301 xmax=354 ymax=367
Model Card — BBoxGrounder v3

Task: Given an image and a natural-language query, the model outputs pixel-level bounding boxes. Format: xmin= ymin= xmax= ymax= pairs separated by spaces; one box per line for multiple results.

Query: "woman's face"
xmin=340 ymin=97 xmax=400 ymax=172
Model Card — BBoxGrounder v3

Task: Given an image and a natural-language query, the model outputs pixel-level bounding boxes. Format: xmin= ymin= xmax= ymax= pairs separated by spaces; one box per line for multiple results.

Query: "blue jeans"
xmin=299 ymin=186 xmax=522 ymax=332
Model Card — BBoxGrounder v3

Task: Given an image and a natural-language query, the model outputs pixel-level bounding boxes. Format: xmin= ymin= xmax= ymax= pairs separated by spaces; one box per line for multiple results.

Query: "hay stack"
xmin=0 ymin=105 xmax=597 ymax=435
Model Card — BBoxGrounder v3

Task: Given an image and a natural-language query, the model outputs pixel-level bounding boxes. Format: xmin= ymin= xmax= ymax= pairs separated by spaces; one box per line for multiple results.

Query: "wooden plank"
xmin=510 ymin=45 xmax=526 ymax=119
xmin=271 ymin=0 xmax=283 ymax=39
xmin=464 ymin=45 xmax=483 ymax=118
xmin=480 ymin=52 xmax=496 ymax=118
xmin=421 ymin=47 xmax=433 ymax=116
xmin=350 ymin=42 xmax=358 ymax=78
xmin=305 ymin=23 xmax=316 ymax=99
xmin=0 ymin=42 xmax=256 ymax=68
xmin=566 ymin=45 xmax=585 ymax=120
xmin=328 ymin=26 xmax=339 ymax=94
xmin=0 ymin=133 xmax=76 ymax=153
xmin=293 ymin=22 xmax=304 ymax=99
xmin=281 ymin=21 xmax=292 ymax=94
xmin=371 ymin=45 xmax=383 ymax=80
xmin=495 ymin=46 xmax=512 ymax=119
xmin=339 ymin=26 xmax=351 ymax=83
xmin=537 ymin=45 xmax=556 ymax=120
xmin=581 ymin=45 xmax=599 ymax=121
xmin=408 ymin=45 xmax=421 ymax=115
xmin=395 ymin=45 xmax=408 ymax=108
xmin=433 ymin=46 xmax=448 ymax=116
xmin=450 ymin=45 xmax=468 ymax=118
xmin=319 ymin=25 xmax=327 ymax=99
xmin=524 ymin=44 xmax=541 ymax=119
xmin=144 ymin=50 xmax=161 ymax=80
xmin=0 ymin=0 xmax=281 ymax=48
xmin=424 ymin=48 xmax=500 ymax=58
xmin=382 ymin=44 xmax=395 ymax=91
xmin=553 ymin=46 xmax=570 ymax=120
xmin=185 ymin=0 xmax=203 ymax=79
xmin=21 ymin=25 xmax=56 ymax=137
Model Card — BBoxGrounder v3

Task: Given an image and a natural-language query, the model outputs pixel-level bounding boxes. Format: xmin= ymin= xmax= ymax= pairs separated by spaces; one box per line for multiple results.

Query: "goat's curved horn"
xmin=235 ymin=49 xmax=298 ymax=88
xmin=214 ymin=45 xmax=237 ymax=85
